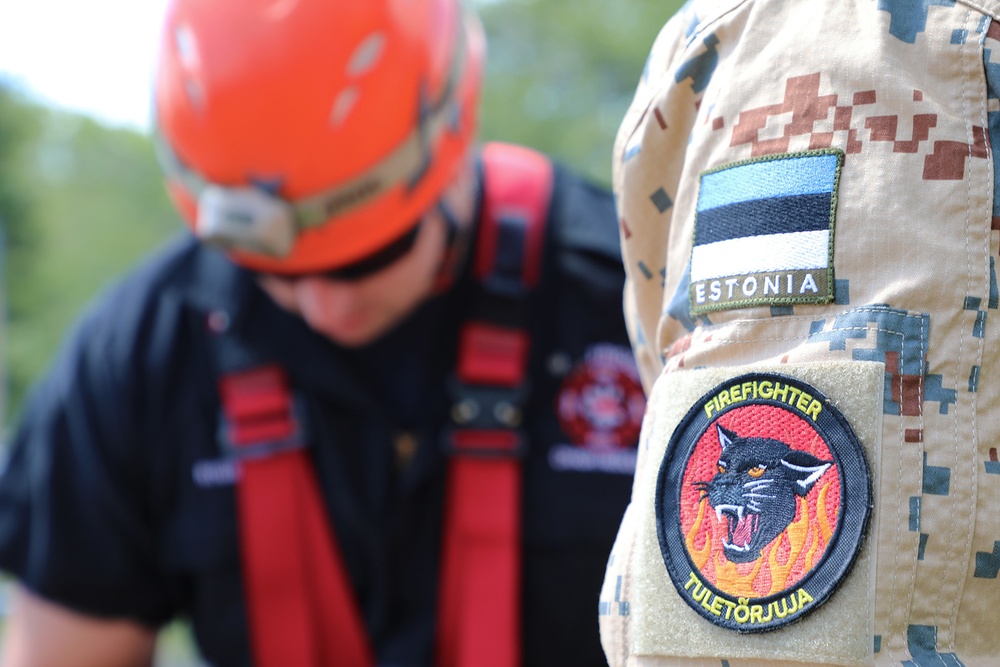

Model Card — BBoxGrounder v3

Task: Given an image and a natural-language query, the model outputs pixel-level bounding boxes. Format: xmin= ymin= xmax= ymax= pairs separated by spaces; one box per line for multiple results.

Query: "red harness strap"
xmin=220 ymin=142 xmax=553 ymax=667
xmin=437 ymin=143 xmax=552 ymax=667
xmin=219 ymin=367 xmax=373 ymax=667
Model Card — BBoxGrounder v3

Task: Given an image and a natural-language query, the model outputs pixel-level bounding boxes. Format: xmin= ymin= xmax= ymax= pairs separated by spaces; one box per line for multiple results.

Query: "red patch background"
xmin=677 ymin=404 xmax=842 ymax=598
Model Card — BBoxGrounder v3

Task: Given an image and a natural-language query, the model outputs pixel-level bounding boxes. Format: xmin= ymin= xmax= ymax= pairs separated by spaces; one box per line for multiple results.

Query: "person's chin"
xmin=314 ymin=315 xmax=390 ymax=348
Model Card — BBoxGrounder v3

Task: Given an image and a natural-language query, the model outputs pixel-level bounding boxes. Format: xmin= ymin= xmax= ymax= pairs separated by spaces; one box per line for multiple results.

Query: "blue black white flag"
xmin=689 ymin=150 xmax=843 ymax=314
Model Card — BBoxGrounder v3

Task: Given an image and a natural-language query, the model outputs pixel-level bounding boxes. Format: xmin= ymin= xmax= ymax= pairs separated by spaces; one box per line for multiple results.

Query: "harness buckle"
xmin=217 ymin=365 xmax=309 ymax=461
xmin=441 ymin=376 xmax=530 ymax=459
xmin=218 ymin=396 xmax=309 ymax=461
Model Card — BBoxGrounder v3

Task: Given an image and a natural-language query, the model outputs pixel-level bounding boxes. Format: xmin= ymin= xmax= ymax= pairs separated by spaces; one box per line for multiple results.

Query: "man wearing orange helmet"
xmin=0 ymin=1 xmax=641 ymax=666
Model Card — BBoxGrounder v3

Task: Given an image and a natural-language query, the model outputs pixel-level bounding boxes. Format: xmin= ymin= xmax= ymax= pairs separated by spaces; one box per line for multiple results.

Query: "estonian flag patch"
xmin=689 ymin=149 xmax=843 ymax=315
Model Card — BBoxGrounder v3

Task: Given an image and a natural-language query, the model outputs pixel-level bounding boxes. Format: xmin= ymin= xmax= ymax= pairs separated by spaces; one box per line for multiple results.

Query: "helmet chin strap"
xmin=431 ymin=187 xmax=479 ymax=295
xmin=429 ymin=148 xmax=481 ymax=293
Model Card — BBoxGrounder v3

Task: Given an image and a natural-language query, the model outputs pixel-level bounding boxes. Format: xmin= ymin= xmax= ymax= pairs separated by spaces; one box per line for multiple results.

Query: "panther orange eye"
xmin=747 ymin=466 xmax=766 ymax=478
xmin=717 ymin=464 xmax=727 ymax=474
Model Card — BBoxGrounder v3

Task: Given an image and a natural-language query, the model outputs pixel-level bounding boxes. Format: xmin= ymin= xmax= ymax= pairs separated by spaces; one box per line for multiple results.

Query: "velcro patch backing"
xmin=657 ymin=373 xmax=871 ymax=633
xmin=689 ymin=150 xmax=843 ymax=315
xmin=629 ymin=361 xmax=880 ymax=664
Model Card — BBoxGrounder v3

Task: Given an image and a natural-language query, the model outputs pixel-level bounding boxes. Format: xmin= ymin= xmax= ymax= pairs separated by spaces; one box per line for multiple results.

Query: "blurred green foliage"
xmin=1 ymin=88 xmax=48 ymax=421
xmin=2 ymin=105 xmax=178 ymax=423
xmin=1 ymin=0 xmax=683 ymax=424
xmin=478 ymin=0 xmax=677 ymax=184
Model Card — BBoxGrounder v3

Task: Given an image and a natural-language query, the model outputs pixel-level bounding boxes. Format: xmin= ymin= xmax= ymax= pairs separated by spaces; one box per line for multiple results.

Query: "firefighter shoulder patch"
xmin=654 ymin=372 xmax=871 ymax=632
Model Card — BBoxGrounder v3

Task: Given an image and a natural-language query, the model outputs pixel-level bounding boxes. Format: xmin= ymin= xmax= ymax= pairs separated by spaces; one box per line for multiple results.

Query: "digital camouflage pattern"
xmin=600 ymin=0 xmax=1000 ymax=664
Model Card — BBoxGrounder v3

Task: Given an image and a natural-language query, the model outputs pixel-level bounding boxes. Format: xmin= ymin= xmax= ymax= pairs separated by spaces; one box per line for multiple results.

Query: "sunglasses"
xmin=264 ymin=221 xmax=423 ymax=283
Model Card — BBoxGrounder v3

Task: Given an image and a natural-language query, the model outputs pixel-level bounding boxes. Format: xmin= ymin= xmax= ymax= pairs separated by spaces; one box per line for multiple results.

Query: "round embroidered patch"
xmin=556 ymin=344 xmax=645 ymax=449
xmin=655 ymin=372 xmax=871 ymax=633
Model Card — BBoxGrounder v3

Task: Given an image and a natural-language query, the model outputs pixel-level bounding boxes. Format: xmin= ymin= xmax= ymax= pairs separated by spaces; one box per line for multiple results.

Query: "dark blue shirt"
xmin=0 ymin=162 xmax=640 ymax=667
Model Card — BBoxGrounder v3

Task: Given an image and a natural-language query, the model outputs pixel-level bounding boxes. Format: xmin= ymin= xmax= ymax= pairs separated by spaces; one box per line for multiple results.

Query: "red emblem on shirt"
xmin=556 ymin=344 xmax=645 ymax=449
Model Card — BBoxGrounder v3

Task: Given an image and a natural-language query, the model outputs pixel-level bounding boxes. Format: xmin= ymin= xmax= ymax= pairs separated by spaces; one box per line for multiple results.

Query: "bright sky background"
xmin=0 ymin=0 xmax=171 ymax=132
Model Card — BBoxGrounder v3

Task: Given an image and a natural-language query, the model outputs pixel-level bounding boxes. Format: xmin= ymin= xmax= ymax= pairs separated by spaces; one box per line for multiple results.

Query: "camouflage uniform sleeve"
xmin=602 ymin=0 xmax=1000 ymax=665
xmin=614 ymin=1 xmax=717 ymax=392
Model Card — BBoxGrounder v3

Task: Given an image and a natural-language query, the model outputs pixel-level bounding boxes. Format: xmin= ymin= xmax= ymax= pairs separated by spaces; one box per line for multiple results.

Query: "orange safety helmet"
xmin=153 ymin=0 xmax=485 ymax=274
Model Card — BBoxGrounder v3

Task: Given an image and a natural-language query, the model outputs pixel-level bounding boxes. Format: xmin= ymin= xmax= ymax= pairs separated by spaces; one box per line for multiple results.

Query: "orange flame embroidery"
xmin=684 ymin=479 xmax=838 ymax=598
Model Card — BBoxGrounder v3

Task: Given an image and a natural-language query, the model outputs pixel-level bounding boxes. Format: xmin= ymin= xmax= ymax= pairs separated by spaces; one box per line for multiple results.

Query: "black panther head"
xmin=694 ymin=425 xmax=833 ymax=564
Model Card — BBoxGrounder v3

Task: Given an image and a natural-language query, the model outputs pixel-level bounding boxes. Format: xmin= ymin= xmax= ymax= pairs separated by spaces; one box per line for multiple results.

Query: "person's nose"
xmin=294 ymin=276 xmax=364 ymax=320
